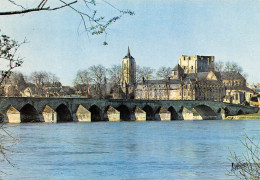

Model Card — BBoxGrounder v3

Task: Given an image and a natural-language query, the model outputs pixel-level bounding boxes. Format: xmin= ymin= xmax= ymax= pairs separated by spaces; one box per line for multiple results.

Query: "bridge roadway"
xmin=0 ymin=97 xmax=258 ymax=123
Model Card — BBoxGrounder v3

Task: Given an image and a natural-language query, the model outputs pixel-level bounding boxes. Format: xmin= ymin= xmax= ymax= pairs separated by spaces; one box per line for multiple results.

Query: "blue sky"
xmin=0 ymin=0 xmax=259 ymax=85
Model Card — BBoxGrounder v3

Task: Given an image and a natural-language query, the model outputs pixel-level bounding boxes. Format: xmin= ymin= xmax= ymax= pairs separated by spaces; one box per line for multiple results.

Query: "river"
xmin=1 ymin=120 xmax=260 ymax=179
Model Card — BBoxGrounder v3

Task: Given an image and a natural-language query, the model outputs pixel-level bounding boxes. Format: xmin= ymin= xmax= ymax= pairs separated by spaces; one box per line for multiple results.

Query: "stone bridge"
xmin=0 ymin=97 xmax=258 ymax=123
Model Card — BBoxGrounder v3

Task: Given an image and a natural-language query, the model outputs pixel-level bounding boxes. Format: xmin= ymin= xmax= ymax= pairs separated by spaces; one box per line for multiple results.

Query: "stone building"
xmin=179 ymin=55 xmax=214 ymax=74
xmin=120 ymin=47 xmax=136 ymax=99
xmin=135 ymin=68 xmax=225 ymax=101
xmin=179 ymin=71 xmax=225 ymax=101
xmin=135 ymin=79 xmax=180 ymax=100
xmin=135 ymin=55 xmax=224 ymax=101
xmin=221 ymin=72 xmax=253 ymax=104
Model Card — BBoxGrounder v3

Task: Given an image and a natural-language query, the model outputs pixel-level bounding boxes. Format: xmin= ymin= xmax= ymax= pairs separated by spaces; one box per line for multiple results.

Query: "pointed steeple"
xmin=124 ymin=46 xmax=132 ymax=58
xmin=127 ymin=46 xmax=131 ymax=57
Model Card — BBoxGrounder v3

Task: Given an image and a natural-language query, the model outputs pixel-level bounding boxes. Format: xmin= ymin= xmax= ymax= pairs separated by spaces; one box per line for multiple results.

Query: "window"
xmin=191 ymin=66 xmax=193 ymax=69
xmin=174 ymin=72 xmax=177 ymax=75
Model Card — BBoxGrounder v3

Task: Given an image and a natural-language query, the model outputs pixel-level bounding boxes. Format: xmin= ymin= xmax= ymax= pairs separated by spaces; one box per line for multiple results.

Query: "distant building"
xmin=179 ymin=55 xmax=214 ymax=74
xmin=120 ymin=47 xmax=136 ymax=99
xmin=135 ymin=55 xmax=223 ymax=101
xmin=132 ymin=53 xmax=253 ymax=105
xmin=135 ymin=79 xmax=180 ymax=100
xmin=221 ymin=72 xmax=253 ymax=104
xmin=135 ymin=69 xmax=224 ymax=101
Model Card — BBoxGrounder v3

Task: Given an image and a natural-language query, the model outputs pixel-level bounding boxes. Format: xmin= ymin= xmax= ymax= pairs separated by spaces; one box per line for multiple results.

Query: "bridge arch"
xmin=89 ymin=105 xmax=103 ymax=122
xmin=224 ymin=107 xmax=230 ymax=117
xmin=20 ymin=104 xmax=41 ymax=123
xmin=168 ymin=106 xmax=178 ymax=120
xmin=143 ymin=105 xmax=154 ymax=120
xmin=117 ymin=105 xmax=131 ymax=121
xmin=179 ymin=106 xmax=184 ymax=113
xmin=237 ymin=109 xmax=244 ymax=115
xmin=193 ymin=105 xmax=217 ymax=120
xmin=56 ymin=104 xmax=73 ymax=122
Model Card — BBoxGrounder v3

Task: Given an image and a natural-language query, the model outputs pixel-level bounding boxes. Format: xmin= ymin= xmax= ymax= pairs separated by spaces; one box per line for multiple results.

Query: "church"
xmin=120 ymin=48 xmax=252 ymax=105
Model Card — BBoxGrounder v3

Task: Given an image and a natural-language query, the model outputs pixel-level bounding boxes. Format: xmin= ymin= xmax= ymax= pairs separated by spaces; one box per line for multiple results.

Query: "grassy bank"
xmin=225 ymin=109 xmax=260 ymax=120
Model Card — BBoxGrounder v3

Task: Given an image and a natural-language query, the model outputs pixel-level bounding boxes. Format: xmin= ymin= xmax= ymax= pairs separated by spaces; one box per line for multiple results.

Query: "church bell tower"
xmin=121 ymin=47 xmax=136 ymax=98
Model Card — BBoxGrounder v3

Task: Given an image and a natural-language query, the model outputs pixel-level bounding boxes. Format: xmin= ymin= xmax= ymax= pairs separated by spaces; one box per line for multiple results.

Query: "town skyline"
xmin=0 ymin=0 xmax=259 ymax=85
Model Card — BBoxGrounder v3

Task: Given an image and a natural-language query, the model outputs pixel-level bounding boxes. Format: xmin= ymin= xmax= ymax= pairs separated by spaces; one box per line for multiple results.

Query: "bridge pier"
xmin=42 ymin=105 xmax=57 ymax=123
xmin=134 ymin=107 xmax=146 ymax=121
xmin=182 ymin=107 xmax=200 ymax=120
xmin=6 ymin=106 xmax=21 ymax=123
xmin=216 ymin=109 xmax=226 ymax=120
xmin=76 ymin=105 xmax=91 ymax=122
xmin=155 ymin=107 xmax=171 ymax=121
xmin=105 ymin=106 xmax=120 ymax=122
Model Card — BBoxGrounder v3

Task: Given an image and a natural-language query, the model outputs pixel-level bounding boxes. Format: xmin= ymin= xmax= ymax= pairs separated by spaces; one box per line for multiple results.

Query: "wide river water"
xmin=1 ymin=120 xmax=260 ymax=179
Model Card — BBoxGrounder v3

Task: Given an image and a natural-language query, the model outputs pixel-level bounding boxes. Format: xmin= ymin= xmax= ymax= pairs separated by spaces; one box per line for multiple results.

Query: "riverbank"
xmin=225 ymin=109 xmax=260 ymax=120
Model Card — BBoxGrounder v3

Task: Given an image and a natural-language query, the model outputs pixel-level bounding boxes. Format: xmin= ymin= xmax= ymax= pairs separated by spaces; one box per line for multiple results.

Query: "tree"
xmin=0 ymin=0 xmax=134 ymax=45
xmin=0 ymin=34 xmax=24 ymax=85
xmin=0 ymin=123 xmax=18 ymax=171
xmin=89 ymin=64 xmax=106 ymax=98
xmin=137 ymin=66 xmax=155 ymax=82
xmin=156 ymin=66 xmax=172 ymax=80
xmin=30 ymin=71 xmax=59 ymax=86
xmin=136 ymin=66 xmax=155 ymax=100
xmin=156 ymin=66 xmax=172 ymax=100
xmin=229 ymin=135 xmax=260 ymax=179
xmin=107 ymin=64 xmax=121 ymax=87
xmin=214 ymin=61 xmax=224 ymax=72
xmin=2 ymin=72 xmax=28 ymax=96
xmin=223 ymin=62 xmax=245 ymax=103
xmin=73 ymin=69 xmax=92 ymax=96
xmin=29 ymin=71 xmax=61 ymax=96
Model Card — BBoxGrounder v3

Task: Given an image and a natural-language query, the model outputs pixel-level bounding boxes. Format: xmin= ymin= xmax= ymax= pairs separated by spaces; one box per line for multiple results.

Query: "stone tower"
xmin=121 ymin=47 xmax=136 ymax=98
xmin=179 ymin=55 xmax=215 ymax=74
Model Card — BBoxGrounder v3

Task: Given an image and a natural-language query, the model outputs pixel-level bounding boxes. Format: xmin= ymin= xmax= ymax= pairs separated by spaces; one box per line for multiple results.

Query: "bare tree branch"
xmin=0 ymin=1 xmax=78 ymax=15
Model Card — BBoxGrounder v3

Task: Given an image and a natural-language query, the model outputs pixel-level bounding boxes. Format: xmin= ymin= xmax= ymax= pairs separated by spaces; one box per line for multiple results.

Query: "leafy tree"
xmin=0 ymin=34 xmax=24 ymax=85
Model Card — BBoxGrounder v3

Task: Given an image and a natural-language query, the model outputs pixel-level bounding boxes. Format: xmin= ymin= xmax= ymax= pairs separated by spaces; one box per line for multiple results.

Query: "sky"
xmin=0 ymin=0 xmax=259 ymax=85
